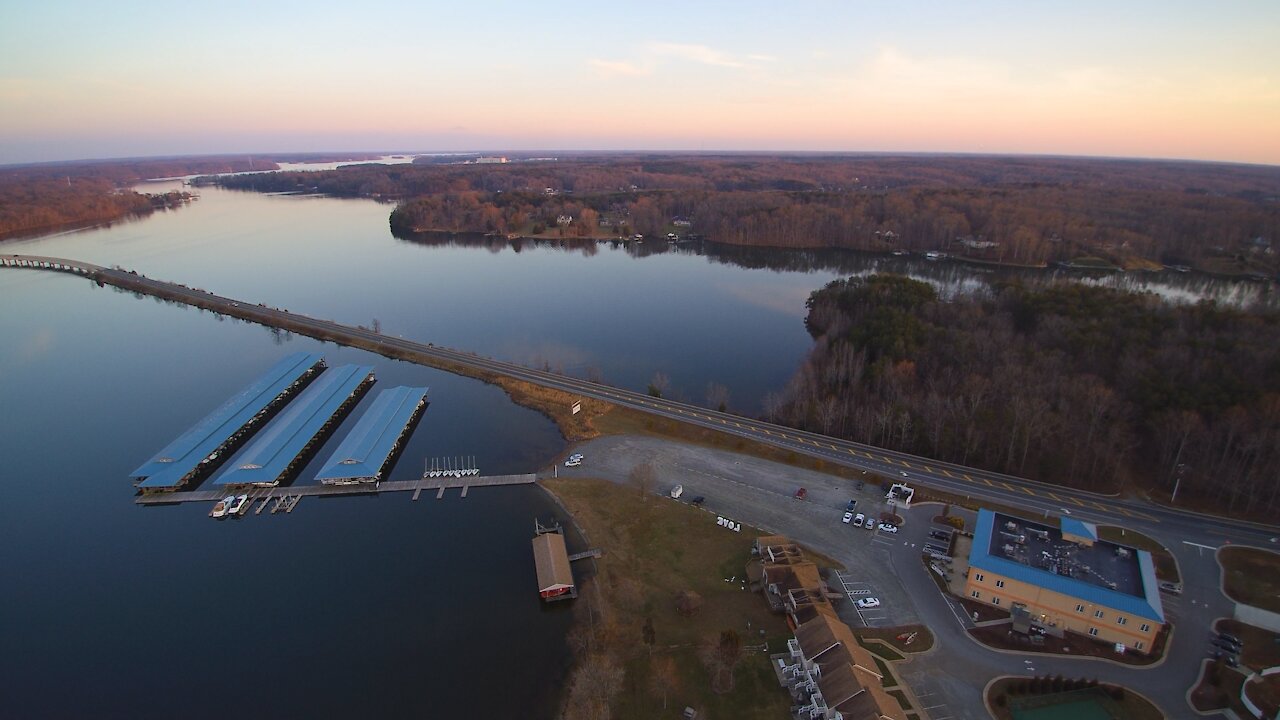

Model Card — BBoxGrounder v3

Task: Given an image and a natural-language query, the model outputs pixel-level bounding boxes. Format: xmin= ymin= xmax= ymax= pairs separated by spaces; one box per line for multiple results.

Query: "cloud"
xmin=747 ymin=54 xmax=777 ymax=63
xmin=588 ymin=59 xmax=651 ymax=78
xmin=648 ymin=42 xmax=746 ymax=69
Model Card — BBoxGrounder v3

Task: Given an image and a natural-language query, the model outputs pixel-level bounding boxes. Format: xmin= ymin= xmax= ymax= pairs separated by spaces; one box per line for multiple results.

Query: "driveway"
xmin=557 ymin=434 xmax=1234 ymax=720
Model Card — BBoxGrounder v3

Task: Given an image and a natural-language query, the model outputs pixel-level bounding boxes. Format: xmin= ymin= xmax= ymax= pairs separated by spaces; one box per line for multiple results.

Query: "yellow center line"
xmin=901 ymin=460 xmax=913 ymax=469
xmin=883 ymin=456 xmax=894 ymax=463
xmin=923 ymin=465 xmax=933 ymax=473
xmin=942 ymin=469 xmax=955 ymax=478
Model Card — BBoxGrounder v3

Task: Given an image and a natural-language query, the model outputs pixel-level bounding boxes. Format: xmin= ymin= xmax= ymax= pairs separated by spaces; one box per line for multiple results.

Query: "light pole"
xmin=1171 ymin=464 xmax=1189 ymax=504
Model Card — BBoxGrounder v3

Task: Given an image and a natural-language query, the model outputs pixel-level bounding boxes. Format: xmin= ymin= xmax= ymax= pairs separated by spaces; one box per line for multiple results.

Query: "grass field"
xmin=1219 ymin=546 xmax=1280 ymax=613
xmin=545 ymin=476 xmax=799 ymax=719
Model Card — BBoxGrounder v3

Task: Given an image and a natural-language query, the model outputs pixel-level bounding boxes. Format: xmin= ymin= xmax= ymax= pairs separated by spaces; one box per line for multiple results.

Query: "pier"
xmin=135 ymin=473 xmax=537 ymax=505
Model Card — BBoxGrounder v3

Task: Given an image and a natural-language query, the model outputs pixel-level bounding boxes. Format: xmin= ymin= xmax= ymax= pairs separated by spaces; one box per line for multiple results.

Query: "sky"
xmin=1 ymin=0 xmax=1278 ymax=165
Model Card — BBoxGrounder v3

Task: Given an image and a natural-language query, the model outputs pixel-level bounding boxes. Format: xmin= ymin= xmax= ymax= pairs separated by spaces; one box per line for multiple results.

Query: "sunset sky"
xmin=1 ymin=1 xmax=1278 ymax=165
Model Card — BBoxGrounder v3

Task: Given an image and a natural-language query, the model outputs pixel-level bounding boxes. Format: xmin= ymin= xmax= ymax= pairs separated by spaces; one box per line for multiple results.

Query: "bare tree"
xmin=762 ymin=392 xmax=784 ymax=423
xmin=705 ymin=382 xmax=730 ymax=412
xmin=648 ymin=372 xmax=670 ymax=398
xmin=629 ymin=461 xmax=656 ymax=500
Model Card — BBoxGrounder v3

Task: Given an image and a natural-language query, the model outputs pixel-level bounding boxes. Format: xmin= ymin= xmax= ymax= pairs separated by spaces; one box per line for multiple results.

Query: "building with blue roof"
xmin=132 ymin=352 xmax=325 ymax=492
xmin=965 ymin=509 xmax=1165 ymax=654
xmin=216 ymin=364 xmax=375 ymax=487
xmin=315 ymin=386 xmax=429 ymax=485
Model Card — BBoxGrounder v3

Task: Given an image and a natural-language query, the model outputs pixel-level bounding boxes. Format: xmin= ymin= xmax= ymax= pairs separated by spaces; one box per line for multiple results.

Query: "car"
xmin=856 ymin=481 xmax=865 ymax=491
xmin=878 ymin=522 xmax=899 ymax=534
xmin=899 ymin=471 xmax=909 ymax=477
xmin=845 ymin=499 xmax=858 ymax=512
xmin=568 ymin=453 xmax=584 ymax=462
xmin=794 ymin=488 xmax=807 ymax=499
xmin=689 ymin=496 xmax=706 ymax=506
xmin=1212 ymin=638 xmax=1241 ymax=652
xmin=842 ymin=511 xmax=854 ymax=524
xmin=853 ymin=513 xmax=866 ymax=527
xmin=564 ymin=458 xmax=581 ymax=467
xmin=1210 ymin=650 xmax=1239 ymax=667
xmin=929 ymin=530 xmax=952 ymax=541
xmin=865 ymin=518 xmax=876 ymax=532
xmin=1217 ymin=632 xmax=1243 ymax=647
xmin=856 ymin=597 xmax=881 ymax=609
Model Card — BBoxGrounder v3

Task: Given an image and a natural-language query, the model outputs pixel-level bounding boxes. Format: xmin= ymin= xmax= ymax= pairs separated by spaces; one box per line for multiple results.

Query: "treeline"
xmin=208 ymin=154 xmax=1280 ymax=273
xmin=772 ymin=275 xmax=1280 ymax=513
xmin=0 ymin=156 xmax=269 ymax=238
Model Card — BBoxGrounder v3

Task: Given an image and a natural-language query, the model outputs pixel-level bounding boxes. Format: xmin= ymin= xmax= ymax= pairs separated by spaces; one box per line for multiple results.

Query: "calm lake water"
xmin=1 ymin=173 xmax=1271 ymax=717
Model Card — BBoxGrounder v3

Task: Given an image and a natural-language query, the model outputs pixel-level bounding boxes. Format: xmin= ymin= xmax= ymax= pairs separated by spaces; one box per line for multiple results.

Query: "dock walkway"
xmin=136 ymin=473 xmax=537 ymax=505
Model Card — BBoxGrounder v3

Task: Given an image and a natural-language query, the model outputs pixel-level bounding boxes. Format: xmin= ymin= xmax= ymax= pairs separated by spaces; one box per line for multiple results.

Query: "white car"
xmin=568 ymin=453 xmax=584 ymax=461
xmin=878 ymin=522 xmax=899 ymax=534
xmin=852 ymin=513 xmax=866 ymax=528
xmin=564 ymin=458 xmax=581 ymax=467
xmin=856 ymin=597 xmax=881 ymax=609
xmin=842 ymin=511 xmax=854 ymax=524
xmin=899 ymin=471 xmax=909 ymax=477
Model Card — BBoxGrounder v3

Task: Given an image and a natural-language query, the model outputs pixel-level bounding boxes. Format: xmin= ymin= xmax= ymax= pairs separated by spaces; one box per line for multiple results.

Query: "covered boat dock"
xmin=131 ymin=352 xmax=325 ymax=492
xmin=315 ymin=386 xmax=429 ymax=485
xmin=215 ymin=364 xmax=375 ymax=488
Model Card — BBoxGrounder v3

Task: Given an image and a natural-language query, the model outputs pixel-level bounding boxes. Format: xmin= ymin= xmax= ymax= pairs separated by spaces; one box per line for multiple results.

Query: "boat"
xmin=210 ymin=495 xmax=235 ymax=518
xmin=227 ymin=494 xmax=249 ymax=515
xmin=670 ymin=484 xmax=683 ymax=499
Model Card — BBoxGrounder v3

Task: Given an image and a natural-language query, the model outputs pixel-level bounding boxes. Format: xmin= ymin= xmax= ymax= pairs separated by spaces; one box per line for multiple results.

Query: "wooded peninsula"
xmin=205 ymin=154 xmax=1280 ymax=276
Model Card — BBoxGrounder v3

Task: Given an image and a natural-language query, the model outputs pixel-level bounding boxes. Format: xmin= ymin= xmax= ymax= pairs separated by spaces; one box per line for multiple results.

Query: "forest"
xmin=773 ymin=274 xmax=1280 ymax=514
xmin=206 ymin=154 xmax=1280 ymax=275
xmin=0 ymin=156 xmax=275 ymax=238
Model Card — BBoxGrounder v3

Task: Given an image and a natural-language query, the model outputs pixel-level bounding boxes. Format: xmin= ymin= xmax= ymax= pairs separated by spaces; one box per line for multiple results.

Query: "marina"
xmin=135 ymin=473 xmax=538 ymax=505
xmin=131 ymin=352 xmax=325 ymax=492
xmin=215 ymin=364 xmax=375 ymax=488
xmin=315 ymin=386 xmax=429 ymax=485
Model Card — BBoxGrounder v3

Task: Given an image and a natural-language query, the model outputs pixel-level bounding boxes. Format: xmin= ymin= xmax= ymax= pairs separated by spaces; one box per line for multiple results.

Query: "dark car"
xmin=929 ymin=530 xmax=952 ymax=541
xmin=1212 ymin=638 xmax=1242 ymax=653
xmin=845 ymin=499 xmax=858 ymax=512
xmin=1217 ymin=632 xmax=1243 ymax=647
xmin=1210 ymin=650 xmax=1239 ymax=667
xmin=690 ymin=496 xmax=706 ymax=506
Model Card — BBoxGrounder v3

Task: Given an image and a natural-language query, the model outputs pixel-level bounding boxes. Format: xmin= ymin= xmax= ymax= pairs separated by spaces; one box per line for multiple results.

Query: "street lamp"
xmin=1171 ymin=464 xmax=1189 ymax=504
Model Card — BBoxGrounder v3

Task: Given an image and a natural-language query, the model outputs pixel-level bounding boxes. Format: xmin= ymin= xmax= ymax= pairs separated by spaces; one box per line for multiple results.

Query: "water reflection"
xmin=392 ymin=229 xmax=1278 ymax=310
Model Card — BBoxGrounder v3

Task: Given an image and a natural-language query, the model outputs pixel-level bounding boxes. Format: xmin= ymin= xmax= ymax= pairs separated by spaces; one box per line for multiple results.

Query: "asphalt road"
xmin=558 ymin=434 xmax=1239 ymax=720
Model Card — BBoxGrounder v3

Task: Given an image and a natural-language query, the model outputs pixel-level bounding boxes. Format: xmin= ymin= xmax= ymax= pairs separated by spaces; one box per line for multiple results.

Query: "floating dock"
xmin=315 ymin=386 xmax=429 ymax=485
xmin=214 ymin=364 xmax=375 ymax=488
xmin=134 ymin=473 xmax=537 ymax=505
xmin=131 ymin=352 xmax=325 ymax=492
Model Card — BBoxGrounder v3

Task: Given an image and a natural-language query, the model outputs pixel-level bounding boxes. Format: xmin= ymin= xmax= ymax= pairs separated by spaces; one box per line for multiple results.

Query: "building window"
xmin=995 ymin=580 xmax=1005 ymax=588
xmin=1135 ymin=641 xmax=1145 ymax=650
xmin=992 ymin=597 xmax=1001 ymax=605
xmin=974 ymin=573 xmax=984 ymax=582
xmin=971 ymin=590 xmax=981 ymax=599
xmin=1117 ymin=617 xmax=1127 ymax=626
xmin=1089 ymin=628 xmax=1099 ymax=637
xmin=1094 ymin=610 xmax=1104 ymax=619
xmin=1140 ymin=623 xmax=1151 ymax=633
xmin=1075 ymin=604 xmax=1085 ymax=613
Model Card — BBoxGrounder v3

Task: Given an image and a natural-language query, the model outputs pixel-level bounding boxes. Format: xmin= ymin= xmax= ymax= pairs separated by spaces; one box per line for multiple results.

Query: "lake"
xmin=0 ymin=171 xmax=1270 ymax=717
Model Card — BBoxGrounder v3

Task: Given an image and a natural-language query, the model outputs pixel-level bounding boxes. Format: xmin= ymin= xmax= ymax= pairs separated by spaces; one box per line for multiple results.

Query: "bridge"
xmin=5 ymin=253 xmax=1276 ymax=540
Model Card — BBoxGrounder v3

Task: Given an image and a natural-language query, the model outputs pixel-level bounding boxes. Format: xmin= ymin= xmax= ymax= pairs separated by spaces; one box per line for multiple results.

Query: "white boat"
xmin=227 ymin=494 xmax=249 ymax=515
xmin=670 ymin=484 xmax=683 ymax=499
xmin=211 ymin=495 xmax=235 ymax=518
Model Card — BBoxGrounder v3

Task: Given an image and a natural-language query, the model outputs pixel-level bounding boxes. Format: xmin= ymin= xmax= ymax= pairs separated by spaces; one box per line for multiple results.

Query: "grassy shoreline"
xmin=543 ymin=476 xmax=795 ymax=719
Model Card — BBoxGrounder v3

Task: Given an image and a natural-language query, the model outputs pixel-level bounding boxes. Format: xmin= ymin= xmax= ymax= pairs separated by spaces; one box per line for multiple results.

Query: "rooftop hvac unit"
xmin=1031 ymin=529 xmax=1050 ymax=541
xmin=1116 ymin=547 xmax=1131 ymax=558
xmin=1005 ymin=521 xmax=1019 ymax=532
xmin=1003 ymin=544 xmax=1016 ymax=556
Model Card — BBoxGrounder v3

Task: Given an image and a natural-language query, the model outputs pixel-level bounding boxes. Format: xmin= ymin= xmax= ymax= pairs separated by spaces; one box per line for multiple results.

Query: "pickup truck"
xmin=794 ymin=488 xmax=807 ymax=500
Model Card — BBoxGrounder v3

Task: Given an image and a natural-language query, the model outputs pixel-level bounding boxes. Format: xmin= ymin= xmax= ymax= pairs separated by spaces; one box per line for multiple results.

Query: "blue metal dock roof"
xmin=133 ymin=352 xmax=324 ymax=489
xmin=216 ymin=364 xmax=374 ymax=487
xmin=1060 ymin=516 xmax=1099 ymax=542
xmin=969 ymin=509 xmax=1164 ymax=623
xmin=315 ymin=386 xmax=429 ymax=483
